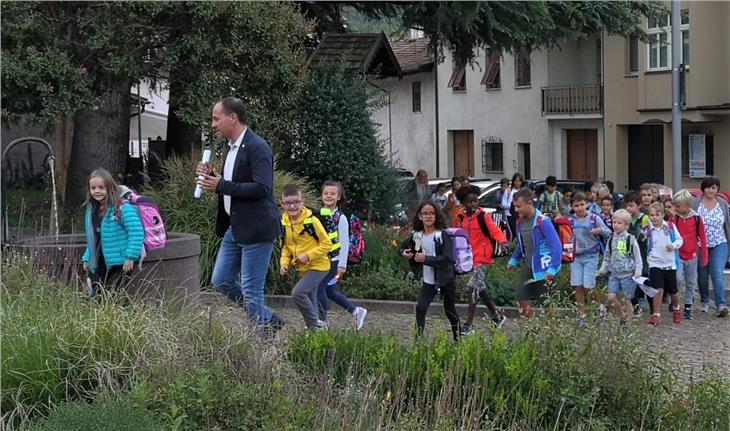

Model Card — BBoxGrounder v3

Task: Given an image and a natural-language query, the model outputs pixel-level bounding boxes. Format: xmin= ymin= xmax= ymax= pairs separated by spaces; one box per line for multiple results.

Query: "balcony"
xmin=541 ymin=83 xmax=603 ymax=117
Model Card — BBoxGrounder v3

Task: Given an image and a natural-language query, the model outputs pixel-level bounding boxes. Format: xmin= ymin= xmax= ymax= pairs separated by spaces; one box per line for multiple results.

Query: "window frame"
xmin=514 ymin=49 xmax=531 ymax=88
xmin=447 ymin=62 xmax=467 ymax=92
xmin=481 ymin=49 xmax=501 ymax=90
xmin=628 ymin=35 xmax=639 ymax=75
xmin=412 ymin=81 xmax=422 ymax=113
xmin=481 ymin=137 xmax=503 ymax=173
xmin=647 ymin=10 xmax=689 ymax=72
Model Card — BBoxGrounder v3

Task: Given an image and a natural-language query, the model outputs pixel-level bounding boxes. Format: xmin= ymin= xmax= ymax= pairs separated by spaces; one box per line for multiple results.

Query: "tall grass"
xmin=0 ymin=259 xmax=253 ymax=429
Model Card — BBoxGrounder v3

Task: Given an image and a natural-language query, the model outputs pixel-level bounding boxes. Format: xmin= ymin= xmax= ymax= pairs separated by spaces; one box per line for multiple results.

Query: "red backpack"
xmin=553 ymin=216 xmax=575 ymax=263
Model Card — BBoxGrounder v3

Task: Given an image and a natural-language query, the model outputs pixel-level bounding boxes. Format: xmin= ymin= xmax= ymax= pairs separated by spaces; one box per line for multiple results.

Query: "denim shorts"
xmin=607 ymin=276 xmax=637 ymax=299
xmin=570 ymin=253 xmax=600 ymax=288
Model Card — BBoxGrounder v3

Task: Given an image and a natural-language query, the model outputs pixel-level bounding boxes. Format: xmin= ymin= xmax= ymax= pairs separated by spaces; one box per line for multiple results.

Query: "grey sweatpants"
xmin=292 ymin=270 xmax=328 ymax=328
xmin=677 ymin=257 xmax=698 ymax=306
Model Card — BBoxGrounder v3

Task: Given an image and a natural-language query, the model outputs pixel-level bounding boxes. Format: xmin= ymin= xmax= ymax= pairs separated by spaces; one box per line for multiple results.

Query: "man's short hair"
xmin=282 ymin=183 xmax=301 ymax=197
xmin=672 ymin=189 xmax=693 ymax=206
xmin=624 ymin=191 xmax=642 ymax=206
xmin=601 ymin=195 xmax=614 ymax=204
xmin=217 ymin=97 xmax=248 ymax=124
xmin=545 ymin=175 xmax=557 ymax=187
xmin=612 ymin=209 xmax=631 ymax=225
xmin=513 ymin=188 xmax=534 ymax=204
xmin=571 ymin=192 xmax=587 ymax=204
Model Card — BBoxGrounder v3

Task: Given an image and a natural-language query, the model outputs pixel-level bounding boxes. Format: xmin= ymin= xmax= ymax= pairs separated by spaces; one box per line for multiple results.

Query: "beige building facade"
xmin=603 ymin=1 xmax=730 ymax=194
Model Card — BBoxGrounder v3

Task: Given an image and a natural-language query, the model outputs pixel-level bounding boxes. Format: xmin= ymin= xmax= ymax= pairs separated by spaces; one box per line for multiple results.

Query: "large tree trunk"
xmin=165 ymin=76 xmax=201 ymax=158
xmin=65 ymin=84 xmax=131 ymax=211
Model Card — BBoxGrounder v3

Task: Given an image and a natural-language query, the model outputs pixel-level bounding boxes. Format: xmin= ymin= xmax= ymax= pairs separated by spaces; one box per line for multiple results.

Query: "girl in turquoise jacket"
xmin=82 ymin=168 xmax=144 ymax=294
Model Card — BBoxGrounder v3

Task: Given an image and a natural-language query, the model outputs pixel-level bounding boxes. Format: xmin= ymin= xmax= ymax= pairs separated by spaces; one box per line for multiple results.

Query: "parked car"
xmin=525 ymin=179 xmax=592 ymax=196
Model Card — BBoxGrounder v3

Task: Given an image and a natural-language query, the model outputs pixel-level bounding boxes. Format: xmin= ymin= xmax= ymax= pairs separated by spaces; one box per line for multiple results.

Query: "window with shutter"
xmin=481 ymin=137 xmax=503 ymax=172
xmin=447 ymin=62 xmax=467 ymax=91
xmin=515 ymin=49 xmax=531 ymax=88
xmin=481 ymin=49 xmax=501 ymax=89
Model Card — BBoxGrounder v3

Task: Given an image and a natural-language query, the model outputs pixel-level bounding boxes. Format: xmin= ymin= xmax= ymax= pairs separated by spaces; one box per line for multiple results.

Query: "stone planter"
xmin=9 ymin=232 xmax=201 ymax=307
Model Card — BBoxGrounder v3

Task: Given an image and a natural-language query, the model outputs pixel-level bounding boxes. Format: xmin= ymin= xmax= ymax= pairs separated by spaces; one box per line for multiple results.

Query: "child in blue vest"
xmin=646 ymin=202 xmax=683 ymax=326
xmin=316 ymin=181 xmax=368 ymax=330
xmin=82 ymin=168 xmax=145 ymax=296
xmin=507 ymin=188 xmax=562 ymax=319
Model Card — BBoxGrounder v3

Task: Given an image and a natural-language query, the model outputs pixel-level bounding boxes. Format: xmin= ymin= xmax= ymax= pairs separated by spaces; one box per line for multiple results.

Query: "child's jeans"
xmin=292 ymin=270 xmax=328 ymax=328
xmin=317 ymin=261 xmax=356 ymax=321
xmin=676 ymin=257 xmax=698 ymax=306
xmin=607 ymin=276 xmax=637 ymax=300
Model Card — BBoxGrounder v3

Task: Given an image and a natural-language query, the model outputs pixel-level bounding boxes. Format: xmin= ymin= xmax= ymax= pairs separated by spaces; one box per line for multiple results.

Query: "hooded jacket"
xmin=280 ymin=207 xmax=332 ymax=273
xmin=82 ymin=201 xmax=145 ymax=274
xmin=454 ymin=208 xmax=506 ymax=265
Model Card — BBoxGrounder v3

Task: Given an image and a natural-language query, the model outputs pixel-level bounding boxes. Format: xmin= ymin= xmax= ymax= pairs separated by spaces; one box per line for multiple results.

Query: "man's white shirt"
xmin=223 ymin=128 xmax=246 ymax=215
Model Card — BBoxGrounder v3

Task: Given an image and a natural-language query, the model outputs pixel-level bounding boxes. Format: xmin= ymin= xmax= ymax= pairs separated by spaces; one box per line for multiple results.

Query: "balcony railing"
xmin=541 ymin=83 xmax=603 ymax=115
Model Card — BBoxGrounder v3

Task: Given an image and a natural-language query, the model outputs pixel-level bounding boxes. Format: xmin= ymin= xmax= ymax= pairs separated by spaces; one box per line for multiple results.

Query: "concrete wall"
xmin=547 ymin=34 xmax=601 ymax=86
xmin=436 ymin=49 xmax=550 ymax=180
xmin=371 ymin=71 xmax=436 ymax=175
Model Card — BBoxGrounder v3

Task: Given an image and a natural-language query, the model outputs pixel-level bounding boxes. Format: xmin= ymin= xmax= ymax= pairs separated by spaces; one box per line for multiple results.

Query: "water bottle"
xmin=327 ymin=274 xmax=340 ymax=286
xmin=194 ymin=147 xmax=212 ymax=199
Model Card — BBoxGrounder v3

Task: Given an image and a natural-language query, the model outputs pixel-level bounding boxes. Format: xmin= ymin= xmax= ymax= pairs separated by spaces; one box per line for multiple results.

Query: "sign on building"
xmin=688 ymin=134 xmax=706 ymax=178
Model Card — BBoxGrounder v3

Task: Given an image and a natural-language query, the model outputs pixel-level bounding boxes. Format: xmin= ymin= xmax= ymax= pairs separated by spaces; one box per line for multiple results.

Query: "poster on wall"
xmin=688 ymin=134 xmax=706 ymax=178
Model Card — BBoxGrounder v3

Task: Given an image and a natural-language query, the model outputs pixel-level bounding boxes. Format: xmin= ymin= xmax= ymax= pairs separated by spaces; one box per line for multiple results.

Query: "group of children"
xmin=81 ymin=165 xmax=726 ymax=339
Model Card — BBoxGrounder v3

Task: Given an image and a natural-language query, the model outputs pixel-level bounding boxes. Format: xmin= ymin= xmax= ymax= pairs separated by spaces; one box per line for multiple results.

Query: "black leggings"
xmin=416 ymin=282 xmax=460 ymax=340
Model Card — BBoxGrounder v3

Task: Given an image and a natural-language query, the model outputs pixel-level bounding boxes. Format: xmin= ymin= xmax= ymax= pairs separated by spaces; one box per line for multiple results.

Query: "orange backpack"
xmin=553 ymin=216 xmax=575 ymax=263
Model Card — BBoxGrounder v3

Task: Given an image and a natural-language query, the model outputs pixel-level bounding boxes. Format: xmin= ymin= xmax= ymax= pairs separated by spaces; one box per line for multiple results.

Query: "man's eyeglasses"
xmin=282 ymin=200 xmax=303 ymax=207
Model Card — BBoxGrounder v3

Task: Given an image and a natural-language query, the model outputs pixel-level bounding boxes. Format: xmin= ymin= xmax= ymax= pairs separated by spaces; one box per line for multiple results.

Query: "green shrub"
xmin=24 ymin=396 xmax=163 ymax=431
xmin=132 ymin=363 xmax=319 ymax=431
xmin=286 ymin=321 xmax=730 ymax=429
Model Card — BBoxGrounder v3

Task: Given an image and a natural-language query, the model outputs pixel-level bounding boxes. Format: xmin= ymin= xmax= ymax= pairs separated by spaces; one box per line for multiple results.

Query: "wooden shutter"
xmin=481 ymin=50 xmax=501 ymax=88
xmin=516 ymin=50 xmax=531 ymax=87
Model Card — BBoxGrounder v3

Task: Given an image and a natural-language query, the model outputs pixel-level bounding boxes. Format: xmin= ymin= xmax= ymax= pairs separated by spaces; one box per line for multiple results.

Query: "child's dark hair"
xmin=436 ymin=182 xmax=448 ymax=191
xmin=624 ymin=191 xmax=642 ymax=206
xmin=511 ymin=173 xmax=524 ymax=187
xmin=412 ymin=201 xmax=446 ymax=231
xmin=545 ymin=175 xmax=557 ymax=187
xmin=601 ymin=195 xmax=614 ymax=205
xmin=455 ymin=185 xmax=481 ymax=203
xmin=500 ymin=177 xmax=510 ymax=186
xmin=604 ymin=180 xmax=615 ymax=193
xmin=322 ymin=180 xmax=345 ymax=203
xmin=571 ymin=192 xmax=587 ymax=204
xmin=282 ymin=183 xmax=301 ymax=197
xmin=451 ymin=177 xmax=461 ymax=187
xmin=512 ymin=188 xmax=534 ymax=205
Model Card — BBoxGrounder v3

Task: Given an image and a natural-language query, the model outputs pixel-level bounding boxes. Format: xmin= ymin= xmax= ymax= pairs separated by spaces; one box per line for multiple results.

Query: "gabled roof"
xmin=307 ymin=32 xmax=402 ymax=78
xmin=389 ymin=38 xmax=434 ymax=74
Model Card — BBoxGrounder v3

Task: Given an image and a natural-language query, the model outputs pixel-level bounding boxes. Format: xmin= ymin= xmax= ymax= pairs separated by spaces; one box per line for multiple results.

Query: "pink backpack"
xmin=120 ymin=188 xmax=167 ymax=260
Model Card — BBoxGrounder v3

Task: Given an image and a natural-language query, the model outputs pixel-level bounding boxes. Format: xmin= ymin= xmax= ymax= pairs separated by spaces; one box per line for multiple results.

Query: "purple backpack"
xmin=120 ymin=188 xmax=167 ymax=259
xmin=439 ymin=228 xmax=474 ymax=274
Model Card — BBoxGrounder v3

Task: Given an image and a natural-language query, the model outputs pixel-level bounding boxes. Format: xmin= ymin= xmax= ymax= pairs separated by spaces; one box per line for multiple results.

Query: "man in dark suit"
xmin=197 ymin=97 xmax=285 ymax=330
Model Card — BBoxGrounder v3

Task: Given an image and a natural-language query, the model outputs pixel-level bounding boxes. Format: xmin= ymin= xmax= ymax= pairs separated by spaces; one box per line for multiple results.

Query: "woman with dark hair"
xmin=692 ymin=176 xmax=729 ymax=317
xmin=398 ymin=201 xmax=460 ymax=340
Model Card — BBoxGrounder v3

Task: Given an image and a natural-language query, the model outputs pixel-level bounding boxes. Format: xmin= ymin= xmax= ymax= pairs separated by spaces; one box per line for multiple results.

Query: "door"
xmin=628 ymin=125 xmax=663 ymax=190
xmin=517 ymin=143 xmax=531 ymax=179
xmin=566 ymin=129 xmax=598 ymax=181
xmin=453 ymin=130 xmax=474 ymax=176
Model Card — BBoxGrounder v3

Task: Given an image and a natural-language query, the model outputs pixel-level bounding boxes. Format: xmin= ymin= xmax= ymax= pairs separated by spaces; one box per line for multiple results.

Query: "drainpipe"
xmin=671 ymin=0 xmax=682 ymax=192
xmin=367 ymin=80 xmax=393 ymax=159
xmin=434 ymin=63 xmax=440 ymax=177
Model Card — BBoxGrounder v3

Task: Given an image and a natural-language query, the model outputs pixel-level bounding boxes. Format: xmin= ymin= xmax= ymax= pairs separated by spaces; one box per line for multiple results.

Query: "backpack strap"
xmin=476 ymin=212 xmax=492 ymax=241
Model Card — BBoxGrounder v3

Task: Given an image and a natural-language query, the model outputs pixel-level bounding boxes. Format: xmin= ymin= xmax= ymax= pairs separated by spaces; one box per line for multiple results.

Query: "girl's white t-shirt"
xmin=420 ymin=232 xmax=437 ymax=284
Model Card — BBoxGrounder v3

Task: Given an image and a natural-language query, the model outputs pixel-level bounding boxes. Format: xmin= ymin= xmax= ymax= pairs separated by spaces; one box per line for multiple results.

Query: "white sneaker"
xmin=597 ymin=304 xmax=608 ymax=316
xmin=700 ymin=303 xmax=709 ymax=313
xmin=718 ymin=305 xmax=729 ymax=318
xmin=313 ymin=320 xmax=328 ymax=331
xmin=353 ymin=307 xmax=368 ymax=330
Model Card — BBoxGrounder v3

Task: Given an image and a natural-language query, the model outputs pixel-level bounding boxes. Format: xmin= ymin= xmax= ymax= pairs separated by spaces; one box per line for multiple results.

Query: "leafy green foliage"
xmin=281 ymin=64 xmax=400 ymax=220
xmin=24 ymin=396 xmax=163 ymax=431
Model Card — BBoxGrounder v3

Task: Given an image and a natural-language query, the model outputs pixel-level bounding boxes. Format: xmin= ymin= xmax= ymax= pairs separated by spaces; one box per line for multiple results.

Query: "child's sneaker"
xmin=352 ymin=307 xmax=368 ymax=330
xmin=672 ymin=308 xmax=682 ymax=324
xmin=459 ymin=324 xmax=475 ymax=336
xmin=633 ymin=304 xmax=643 ymax=318
xmin=700 ymin=303 xmax=709 ymax=313
xmin=491 ymin=314 xmax=508 ymax=329
xmin=683 ymin=307 xmax=693 ymax=320
xmin=648 ymin=314 xmax=661 ymax=326
xmin=717 ymin=305 xmax=729 ymax=318
xmin=597 ymin=304 xmax=608 ymax=317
